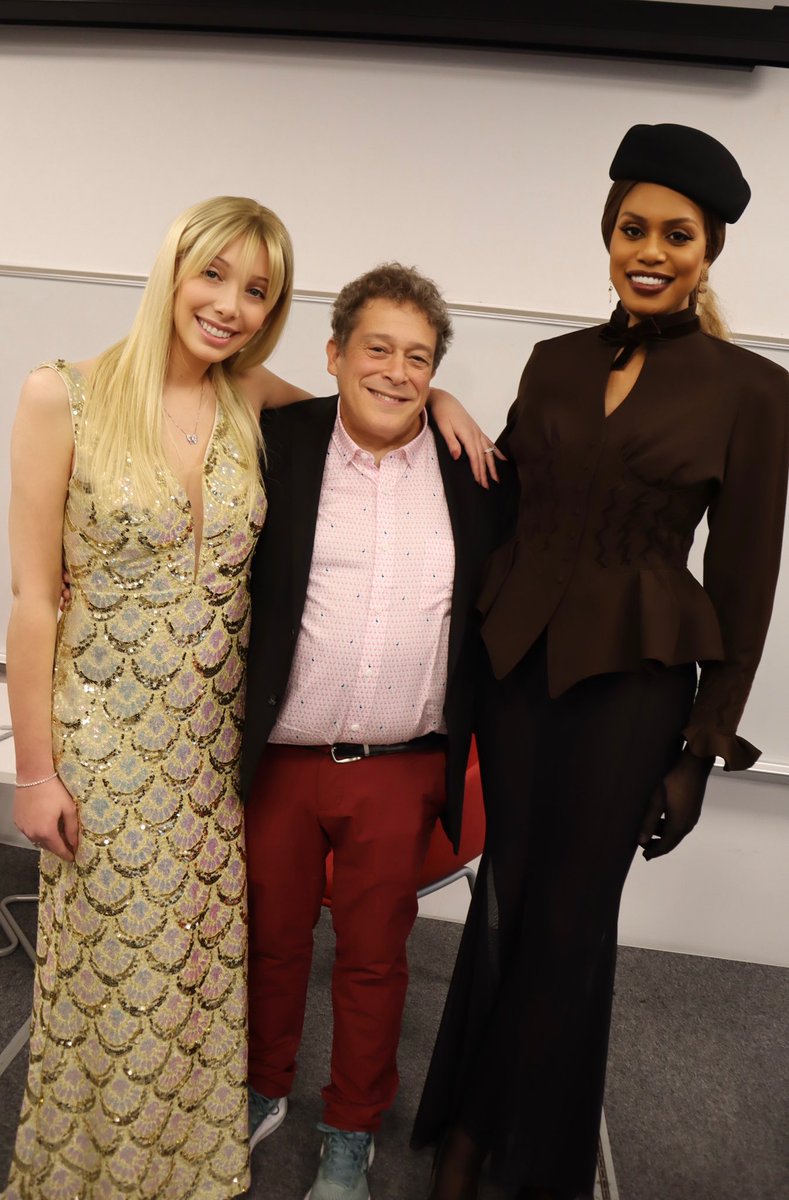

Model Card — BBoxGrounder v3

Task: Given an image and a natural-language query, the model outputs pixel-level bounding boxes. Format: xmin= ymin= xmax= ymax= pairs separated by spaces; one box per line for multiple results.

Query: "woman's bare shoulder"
xmin=14 ymin=366 xmax=75 ymax=461
xmin=21 ymin=365 xmax=71 ymax=411
xmin=24 ymin=356 xmax=96 ymax=404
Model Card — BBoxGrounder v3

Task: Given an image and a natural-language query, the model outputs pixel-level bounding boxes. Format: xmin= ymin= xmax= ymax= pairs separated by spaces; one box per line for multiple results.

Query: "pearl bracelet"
xmin=16 ymin=771 xmax=58 ymax=789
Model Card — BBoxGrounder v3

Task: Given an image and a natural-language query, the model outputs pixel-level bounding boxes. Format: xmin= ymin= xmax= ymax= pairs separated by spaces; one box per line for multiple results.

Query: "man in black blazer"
xmin=240 ymin=264 xmax=500 ymax=1200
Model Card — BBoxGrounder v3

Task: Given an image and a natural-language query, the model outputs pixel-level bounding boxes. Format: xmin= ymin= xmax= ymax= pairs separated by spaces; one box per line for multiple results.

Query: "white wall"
xmin=1 ymin=27 xmax=787 ymax=336
xmin=1 ymin=25 xmax=788 ymax=965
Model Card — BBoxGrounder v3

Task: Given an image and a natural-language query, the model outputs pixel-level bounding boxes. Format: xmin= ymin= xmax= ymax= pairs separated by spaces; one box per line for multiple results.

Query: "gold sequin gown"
xmin=5 ymin=362 xmax=266 ymax=1200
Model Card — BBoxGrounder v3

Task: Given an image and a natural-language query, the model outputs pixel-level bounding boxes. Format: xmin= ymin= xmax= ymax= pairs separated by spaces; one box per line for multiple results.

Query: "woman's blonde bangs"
xmin=80 ymin=196 xmax=294 ymax=513
xmin=169 ymin=200 xmax=294 ymax=370
xmin=174 ymin=201 xmax=288 ymax=300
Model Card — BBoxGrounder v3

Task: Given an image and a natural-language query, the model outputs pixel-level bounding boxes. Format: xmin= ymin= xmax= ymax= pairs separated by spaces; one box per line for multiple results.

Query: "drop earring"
xmin=608 ymin=280 xmax=614 ymax=307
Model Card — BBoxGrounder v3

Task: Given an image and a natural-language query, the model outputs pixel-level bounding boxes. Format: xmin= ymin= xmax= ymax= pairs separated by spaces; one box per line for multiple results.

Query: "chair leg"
xmin=0 ymin=1018 xmax=32 ymax=1077
xmin=418 ymin=865 xmax=477 ymax=900
xmin=0 ymin=905 xmax=18 ymax=958
xmin=0 ymin=895 xmax=37 ymax=1077
xmin=0 ymin=895 xmax=37 ymax=963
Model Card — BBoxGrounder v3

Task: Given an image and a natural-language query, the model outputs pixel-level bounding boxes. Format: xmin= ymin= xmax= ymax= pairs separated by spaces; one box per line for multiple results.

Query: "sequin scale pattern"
xmin=4 ymin=361 xmax=266 ymax=1200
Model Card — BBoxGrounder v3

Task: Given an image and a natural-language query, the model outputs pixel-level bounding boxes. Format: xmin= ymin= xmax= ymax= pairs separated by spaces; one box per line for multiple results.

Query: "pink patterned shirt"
xmin=270 ymin=403 xmax=454 ymax=745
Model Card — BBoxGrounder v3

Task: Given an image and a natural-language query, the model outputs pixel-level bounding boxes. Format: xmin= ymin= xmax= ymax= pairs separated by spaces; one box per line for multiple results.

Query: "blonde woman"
xmin=5 ymin=196 xmax=488 ymax=1200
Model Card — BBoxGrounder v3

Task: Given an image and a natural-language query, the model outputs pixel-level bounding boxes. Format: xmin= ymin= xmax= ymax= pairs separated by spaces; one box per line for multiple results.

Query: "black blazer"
xmin=240 ymin=396 xmax=503 ymax=852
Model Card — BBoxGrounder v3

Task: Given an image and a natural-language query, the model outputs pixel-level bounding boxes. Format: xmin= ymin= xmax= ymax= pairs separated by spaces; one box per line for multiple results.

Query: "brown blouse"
xmin=479 ymin=309 xmax=789 ymax=770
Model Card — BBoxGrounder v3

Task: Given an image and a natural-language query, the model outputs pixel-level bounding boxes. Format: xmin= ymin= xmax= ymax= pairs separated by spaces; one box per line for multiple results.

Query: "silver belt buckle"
xmin=330 ymin=744 xmax=366 ymax=764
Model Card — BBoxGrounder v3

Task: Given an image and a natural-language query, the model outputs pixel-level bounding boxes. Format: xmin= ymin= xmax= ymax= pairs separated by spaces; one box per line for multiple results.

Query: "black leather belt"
xmin=318 ymin=732 xmax=448 ymax=764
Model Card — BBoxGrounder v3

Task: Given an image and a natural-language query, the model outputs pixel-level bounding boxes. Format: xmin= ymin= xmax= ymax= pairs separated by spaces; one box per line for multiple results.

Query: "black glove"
xmin=638 ymin=749 xmax=714 ymax=861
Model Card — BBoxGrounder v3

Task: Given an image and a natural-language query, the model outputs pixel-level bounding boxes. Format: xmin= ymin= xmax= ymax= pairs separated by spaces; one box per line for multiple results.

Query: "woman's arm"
xmin=683 ymin=362 xmax=789 ymax=770
xmin=240 ymin=364 xmax=314 ymax=417
xmin=640 ymin=360 xmax=789 ymax=860
xmin=426 ymin=391 xmax=501 ymax=489
xmin=428 ymin=388 xmax=504 ymax=488
xmin=7 ymin=368 xmax=80 ymax=861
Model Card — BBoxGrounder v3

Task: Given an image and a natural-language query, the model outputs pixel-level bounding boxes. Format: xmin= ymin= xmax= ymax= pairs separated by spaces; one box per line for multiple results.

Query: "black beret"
xmin=609 ymin=123 xmax=751 ymax=223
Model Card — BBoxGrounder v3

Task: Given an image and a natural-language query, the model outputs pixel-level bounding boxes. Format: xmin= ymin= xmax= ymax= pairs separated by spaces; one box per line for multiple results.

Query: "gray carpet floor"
xmin=0 ymin=843 xmax=787 ymax=1199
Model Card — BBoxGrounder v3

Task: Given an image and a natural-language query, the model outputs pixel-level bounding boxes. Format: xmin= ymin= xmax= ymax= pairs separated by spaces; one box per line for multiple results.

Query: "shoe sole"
xmin=303 ymin=1192 xmax=370 ymax=1200
xmin=303 ymin=1140 xmax=375 ymax=1199
xmin=250 ymin=1096 xmax=289 ymax=1153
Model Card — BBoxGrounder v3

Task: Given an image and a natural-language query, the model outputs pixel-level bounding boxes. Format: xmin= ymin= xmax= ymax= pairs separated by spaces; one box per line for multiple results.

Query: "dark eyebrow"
xmin=364 ymin=332 xmax=434 ymax=356
xmin=619 ymin=209 xmax=702 ymax=229
xmin=211 ymin=255 xmax=269 ymax=284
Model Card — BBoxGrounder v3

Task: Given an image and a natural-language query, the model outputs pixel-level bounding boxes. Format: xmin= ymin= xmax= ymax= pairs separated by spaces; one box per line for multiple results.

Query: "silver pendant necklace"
xmin=163 ymin=377 xmax=206 ymax=445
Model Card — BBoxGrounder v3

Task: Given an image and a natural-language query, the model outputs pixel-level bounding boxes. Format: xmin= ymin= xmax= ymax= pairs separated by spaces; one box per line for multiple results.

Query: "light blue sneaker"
xmin=248 ymin=1086 xmax=288 ymax=1152
xmin=304 ymin=1123 xmax=375 ymax=1200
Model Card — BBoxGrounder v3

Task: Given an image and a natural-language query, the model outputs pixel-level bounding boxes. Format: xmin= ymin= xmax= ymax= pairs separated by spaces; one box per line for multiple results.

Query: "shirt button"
xmin=350 ymin=723 xmax=360 ymax=732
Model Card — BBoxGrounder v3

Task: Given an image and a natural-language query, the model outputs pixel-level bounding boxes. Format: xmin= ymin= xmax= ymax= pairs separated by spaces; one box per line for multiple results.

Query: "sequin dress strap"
xmin=37 ymin=358 xmax=87 ymax=442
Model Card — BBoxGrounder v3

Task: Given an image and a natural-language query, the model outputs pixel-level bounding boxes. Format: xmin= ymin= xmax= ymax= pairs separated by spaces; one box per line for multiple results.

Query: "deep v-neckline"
xmin=164 ymin=401 xmax=221 ymax=582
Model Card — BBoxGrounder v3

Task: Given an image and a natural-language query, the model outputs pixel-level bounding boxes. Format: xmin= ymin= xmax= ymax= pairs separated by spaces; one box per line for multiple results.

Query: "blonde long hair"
xmin=601 ymin=180 xmax=730 ymax=340
xmin=81 ymin=196 xmax=294 ymax=512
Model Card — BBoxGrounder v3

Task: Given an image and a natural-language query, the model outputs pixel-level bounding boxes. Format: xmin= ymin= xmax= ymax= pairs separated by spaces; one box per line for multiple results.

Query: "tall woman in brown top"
xmin=414 ymin=124 xmax=789 ymax=1200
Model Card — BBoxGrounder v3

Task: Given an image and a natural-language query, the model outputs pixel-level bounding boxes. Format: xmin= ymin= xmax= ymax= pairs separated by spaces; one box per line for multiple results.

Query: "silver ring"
xmin=483 ymin=446 xmax=496 ymax=455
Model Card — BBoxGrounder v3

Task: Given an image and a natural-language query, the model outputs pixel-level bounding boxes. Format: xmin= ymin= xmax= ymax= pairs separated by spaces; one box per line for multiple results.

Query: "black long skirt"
xmin=412 ymin=636 xmax=697 ymax=1198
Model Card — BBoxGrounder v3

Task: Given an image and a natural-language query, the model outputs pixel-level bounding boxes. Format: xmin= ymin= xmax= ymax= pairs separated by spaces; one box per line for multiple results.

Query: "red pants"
xmin=246 ymin=743 xmax=446 ymax=1132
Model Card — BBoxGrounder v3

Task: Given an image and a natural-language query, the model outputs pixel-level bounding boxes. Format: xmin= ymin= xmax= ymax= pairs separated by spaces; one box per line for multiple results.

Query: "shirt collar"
xmin=333 ymin=399 xmax=430 ymax=468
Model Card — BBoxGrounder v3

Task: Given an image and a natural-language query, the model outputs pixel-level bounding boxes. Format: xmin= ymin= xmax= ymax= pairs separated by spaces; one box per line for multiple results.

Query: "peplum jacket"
xmin=479 ymin=306 xmax=789 ymax=771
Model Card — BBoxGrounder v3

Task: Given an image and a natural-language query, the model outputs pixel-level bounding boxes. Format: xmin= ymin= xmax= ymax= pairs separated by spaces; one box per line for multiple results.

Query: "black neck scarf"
xmin=599 ymin=302 xmax=701 ymax=370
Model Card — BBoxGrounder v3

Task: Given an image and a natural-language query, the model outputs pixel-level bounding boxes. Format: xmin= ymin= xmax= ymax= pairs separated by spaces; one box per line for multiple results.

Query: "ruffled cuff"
xmin=682 ymin=723 xmax=761 ymax=772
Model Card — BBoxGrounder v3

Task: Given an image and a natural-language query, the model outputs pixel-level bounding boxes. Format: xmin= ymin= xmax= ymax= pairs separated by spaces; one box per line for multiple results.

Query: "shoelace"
xmin=318 ymin=1126 xmax=371 ymax=1187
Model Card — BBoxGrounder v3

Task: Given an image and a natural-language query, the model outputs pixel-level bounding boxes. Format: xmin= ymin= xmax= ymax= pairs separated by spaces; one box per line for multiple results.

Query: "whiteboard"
xmin=1 ymin=269 xmax=787 ymax=769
